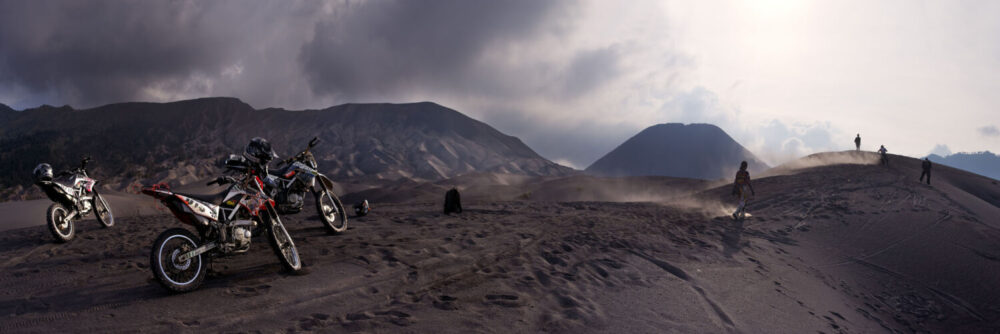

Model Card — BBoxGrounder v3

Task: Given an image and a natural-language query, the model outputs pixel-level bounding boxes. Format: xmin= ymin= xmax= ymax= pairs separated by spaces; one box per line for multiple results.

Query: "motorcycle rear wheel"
xmin=46 ymin=203 xmax=74 ymax=243
xmin=150 ymin=228 xmax=206 ymax=293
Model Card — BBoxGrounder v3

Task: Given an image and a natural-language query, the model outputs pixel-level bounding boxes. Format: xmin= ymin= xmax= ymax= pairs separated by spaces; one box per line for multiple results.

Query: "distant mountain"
xmin=585 ymin=123 xmax=768 ymax=180
xmin=926 ymin=151 xmax=1000 ymax=181
xmin=0 ymin=97 xmax=572 ymax=200
xmin=0 ymin=103 xmax=15 ymax=122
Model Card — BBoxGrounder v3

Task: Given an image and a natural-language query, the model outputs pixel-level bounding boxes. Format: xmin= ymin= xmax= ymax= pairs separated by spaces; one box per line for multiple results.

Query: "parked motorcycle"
xmin=32 ymin=157 xmax=114 ymax=243
xmin=143 ymin=155 xmax=302 ymax=293
xmin=266 ymin=137 xmax=347 ymax=234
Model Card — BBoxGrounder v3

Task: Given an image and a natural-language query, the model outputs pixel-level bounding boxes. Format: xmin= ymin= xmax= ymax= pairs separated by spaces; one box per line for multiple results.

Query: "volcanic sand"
xmin=0 ymin=152 xmax=998 ymax=333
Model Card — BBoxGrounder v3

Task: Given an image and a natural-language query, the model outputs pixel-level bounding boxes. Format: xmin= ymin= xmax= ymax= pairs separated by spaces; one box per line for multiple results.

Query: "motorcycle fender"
xmin=316 ymin=175 xmax=335 ymax=193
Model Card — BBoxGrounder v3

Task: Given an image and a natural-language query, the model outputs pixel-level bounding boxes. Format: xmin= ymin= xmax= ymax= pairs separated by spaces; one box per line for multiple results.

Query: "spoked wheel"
xmin=266 ymin=213 xmax=302 ymax=273
xmin=46 ymin=203 xmax=74 ymax=243
xmin=150 ymin=228 xmax=206 ymax=293
xmin=315 ymin=187 xmax=347 ymax=234
xmin=93 ymin=191 xmax=114 ymax=228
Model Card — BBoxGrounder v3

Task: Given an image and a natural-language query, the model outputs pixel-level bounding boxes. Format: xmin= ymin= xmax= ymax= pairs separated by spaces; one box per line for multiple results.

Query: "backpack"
xmin=353 ymin=200 xmax=370 ymax=217
xmin=444 ymin=188 xmax=462 ymax=214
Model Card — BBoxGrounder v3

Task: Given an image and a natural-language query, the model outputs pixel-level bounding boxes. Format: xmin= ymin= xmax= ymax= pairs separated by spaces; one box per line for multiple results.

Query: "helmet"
xmin=740 ymin=161 xmax=748 ymax=170
xmin=33 ymin=163 xmax=53 ymax=183
xmin=244 ymin=137 xmax=277 ymax=165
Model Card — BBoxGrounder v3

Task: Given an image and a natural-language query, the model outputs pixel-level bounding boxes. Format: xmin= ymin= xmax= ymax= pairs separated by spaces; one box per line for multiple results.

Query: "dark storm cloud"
xmin=0 ymin=0 xmax=322 ymax=108
xmin=0 ymin=0 xmax=633 ymax=167
xmin=298 ymin=0 xmax=573 ymax=100
xmin=560 ymin=46 xmax=621 ymax=98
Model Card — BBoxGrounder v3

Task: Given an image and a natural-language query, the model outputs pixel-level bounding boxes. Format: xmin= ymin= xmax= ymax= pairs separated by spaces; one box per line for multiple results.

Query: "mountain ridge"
xmin=0 ymin=97 xmax=572 ymax=201
xmin=586 ymin=123 xmax=768 ymax=180
xmin=926 ymin=151 xmax=1000 ymax=181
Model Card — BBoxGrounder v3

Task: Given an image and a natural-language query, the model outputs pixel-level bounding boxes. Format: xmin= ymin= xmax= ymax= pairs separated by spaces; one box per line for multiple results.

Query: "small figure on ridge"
xmin=878 ymin=145 xmax=888 ymax=166
xmin=731 ymin=161 xmax=755 ymax=220
xmin=920 ymin=158 xmax=932 ymax=185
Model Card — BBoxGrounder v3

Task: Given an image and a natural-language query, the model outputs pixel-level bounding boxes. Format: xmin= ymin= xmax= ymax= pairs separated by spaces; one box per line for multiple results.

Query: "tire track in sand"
xmin=627 ymin=250 xmax=738 ymax=333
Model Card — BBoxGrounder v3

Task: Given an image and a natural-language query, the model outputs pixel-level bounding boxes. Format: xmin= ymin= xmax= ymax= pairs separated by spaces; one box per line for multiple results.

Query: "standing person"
xmin=878 ymin=145 xmax=888 ymax=166
xmin=854 ymin=134 xmax=861 ymax=151
xmin=731 ymin=161 xmax=756 ymax=220
xmin=920 ymin=158 xmax=932 ymax=185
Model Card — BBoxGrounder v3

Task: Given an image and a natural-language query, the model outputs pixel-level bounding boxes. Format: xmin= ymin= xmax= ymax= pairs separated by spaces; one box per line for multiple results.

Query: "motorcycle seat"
xmin=175 ymin=189 xmax=230 ymax=205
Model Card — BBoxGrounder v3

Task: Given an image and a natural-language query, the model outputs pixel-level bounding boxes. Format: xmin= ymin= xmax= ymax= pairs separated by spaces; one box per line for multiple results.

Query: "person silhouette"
xmin=854 ymin=134 xmax=861 ymax=151
xmin=920 ymin=158 xmax=932 ymax=185
xmin=878 ymin=145 xmax=888 ymax=166
xmin=731 ymin=161 xmax=755 ymax=220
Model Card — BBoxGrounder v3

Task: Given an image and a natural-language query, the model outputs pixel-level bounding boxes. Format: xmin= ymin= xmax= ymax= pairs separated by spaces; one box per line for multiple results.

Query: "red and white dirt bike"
xmin=142 ymin=155 xmax=302 ymax=293
xmin=33 ymin=157 xmax=114 ymax=243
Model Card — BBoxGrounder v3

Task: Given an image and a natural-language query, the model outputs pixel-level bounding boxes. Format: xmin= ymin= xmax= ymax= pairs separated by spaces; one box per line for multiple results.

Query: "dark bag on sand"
xmin=444 ymin=188 xmax=462 ymax=214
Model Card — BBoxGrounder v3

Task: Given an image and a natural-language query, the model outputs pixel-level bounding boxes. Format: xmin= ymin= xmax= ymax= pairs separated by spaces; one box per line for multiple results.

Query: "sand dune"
xmin=0 ymin=152 xmax=998 ymax=332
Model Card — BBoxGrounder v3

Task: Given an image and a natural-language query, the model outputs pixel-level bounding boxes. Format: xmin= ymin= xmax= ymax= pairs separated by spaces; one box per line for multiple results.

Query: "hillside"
xmin=0 ymin=98 xmax=572 ymax=200
xmin=585 ymin=123 xmax=768 ymax=180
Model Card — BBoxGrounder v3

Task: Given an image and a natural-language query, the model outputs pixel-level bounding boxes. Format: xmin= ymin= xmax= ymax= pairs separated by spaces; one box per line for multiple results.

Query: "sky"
xmin=1 ymin=0 xmax=998 ymax=169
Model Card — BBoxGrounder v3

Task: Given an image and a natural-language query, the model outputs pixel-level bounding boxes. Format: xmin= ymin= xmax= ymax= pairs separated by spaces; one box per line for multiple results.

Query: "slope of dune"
xmin=0 ymin=152 xmax=997 ymax=333
xmin=340 ymin=173 xmax=709 ymax=205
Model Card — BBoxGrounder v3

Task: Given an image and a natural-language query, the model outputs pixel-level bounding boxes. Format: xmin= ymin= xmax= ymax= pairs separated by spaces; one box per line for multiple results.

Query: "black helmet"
xmin=740 ymin=161 xmax=748 ymax=170
xmin=33 ymin=163 xmax=53 ymax=183
xmin=244 ymin=137 xmax=277 ymax=165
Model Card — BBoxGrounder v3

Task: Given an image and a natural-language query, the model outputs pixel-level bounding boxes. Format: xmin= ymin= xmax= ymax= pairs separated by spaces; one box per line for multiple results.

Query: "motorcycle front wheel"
xmin=93 ymin=191 xmax=114 ymax=228
xmin=266 ymin=213 xmax=303 ymax=273
xmin=150 ymin=228 xmax=206 ymax=293
xmin=46 ymin=203 xmax=74 ymax=243
xmin=315 ymin=188 xmax=347 ymax=234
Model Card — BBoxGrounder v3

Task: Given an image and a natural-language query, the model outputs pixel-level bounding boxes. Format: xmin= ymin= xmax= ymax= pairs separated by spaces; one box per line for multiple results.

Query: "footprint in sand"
xmin=227 ymin=284 xmax=272 ymax=297
xmin=485 ymin=294 xmax=521 ymax=308
xmin=434 ymin=295 xmax=458 ymax=310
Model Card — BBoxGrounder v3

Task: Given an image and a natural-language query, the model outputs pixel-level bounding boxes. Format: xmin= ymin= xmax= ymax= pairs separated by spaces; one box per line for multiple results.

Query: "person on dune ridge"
xmin=854 ymin=134 xmax=861 ymax=151
xmin=920 ymin=158 xmax=932 ymax=185
xmin=731 ymin=161 xmax=755 ymax=220
xmin=878 ymin=145 xmax=888 ymax=166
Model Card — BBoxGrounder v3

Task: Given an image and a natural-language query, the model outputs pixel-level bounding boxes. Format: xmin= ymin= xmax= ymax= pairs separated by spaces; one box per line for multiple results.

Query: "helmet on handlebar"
xmin=33 ymin=163 xmax=53 ymax=183
xmin=244 ymin=137 xmax=278 ymax=165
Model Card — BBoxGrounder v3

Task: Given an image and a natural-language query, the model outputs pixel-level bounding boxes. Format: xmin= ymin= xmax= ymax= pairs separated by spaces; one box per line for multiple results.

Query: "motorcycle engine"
xmin=287 ymin=192 xmax=304 ymax=208
xmin=79 ymin=199 xmax=93 ymax=214
xmin=233 ymin=226 xmax=252 ymax=251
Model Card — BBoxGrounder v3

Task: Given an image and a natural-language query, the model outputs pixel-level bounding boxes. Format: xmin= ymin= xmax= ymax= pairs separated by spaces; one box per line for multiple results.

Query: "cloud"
xmin=929 ymin=144 xmax=952 ymax=157
xmin=655 ymin=87 xmax=842 ymax=166
xmin=5 ymin=1 xmax=993 ymax=169
xmin=979 ymin=125 xmax=1000 ymax=137
xmin=0 ymin=2 xmax=239 ymax=107
xmin=298 ymin=0 xmax=573 ymax=101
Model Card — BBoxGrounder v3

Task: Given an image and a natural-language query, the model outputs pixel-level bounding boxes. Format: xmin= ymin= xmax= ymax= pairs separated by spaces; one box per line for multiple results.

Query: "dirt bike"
xmin=266 ymin=137 xmax=347 ymax=234
xmin=33 ymin=157 xmax=114 ymax=243
xmin=142 ymin=155 xmax=302 ymax=293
